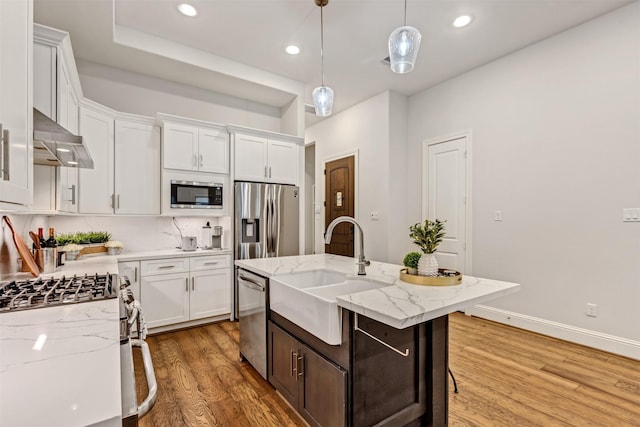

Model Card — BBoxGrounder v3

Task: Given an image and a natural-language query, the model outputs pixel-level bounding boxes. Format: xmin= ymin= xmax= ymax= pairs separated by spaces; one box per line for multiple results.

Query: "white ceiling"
xmin=34 ymin=0 xmax=633 ymax=125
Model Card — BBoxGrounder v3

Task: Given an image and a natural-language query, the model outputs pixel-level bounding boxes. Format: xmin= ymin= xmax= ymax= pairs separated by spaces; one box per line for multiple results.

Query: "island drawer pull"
xmin=291 ymin=351 xmax=297 ymax=377
xmin=158 ymin=265 xmax=175 ymax=269
xmin=354 ymin=313 xmax=409 ymax=357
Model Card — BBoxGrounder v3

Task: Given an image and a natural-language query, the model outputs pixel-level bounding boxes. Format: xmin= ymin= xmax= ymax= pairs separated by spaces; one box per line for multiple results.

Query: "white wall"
xmin=76 ymin=59 xmax=282 ymax=132
xmin=306 ymin=91 xmax=410 ymax=264
xmin=304 ymin=144 xmax=316 ymax=254
xmin=407 ymin=2 xmax=640 ymax=354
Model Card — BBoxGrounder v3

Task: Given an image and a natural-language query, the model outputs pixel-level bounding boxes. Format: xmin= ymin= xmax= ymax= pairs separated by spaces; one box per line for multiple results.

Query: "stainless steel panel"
xmin=238 ymin=268 xmax=267 ymax=379
xmin=274 ymin=184 xmax=300 ymax=257
xmin=235 ymin=182 xmax=268 ymax=260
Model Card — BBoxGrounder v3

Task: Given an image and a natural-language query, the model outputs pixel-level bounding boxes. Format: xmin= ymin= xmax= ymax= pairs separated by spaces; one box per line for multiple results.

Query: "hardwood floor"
xmin=135 ymin=313 xmax=640 ymax=426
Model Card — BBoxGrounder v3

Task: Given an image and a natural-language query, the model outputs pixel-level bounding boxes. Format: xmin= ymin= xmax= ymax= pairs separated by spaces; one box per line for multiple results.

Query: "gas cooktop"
xmin=0 ymin=273 xmax=117 ymax=312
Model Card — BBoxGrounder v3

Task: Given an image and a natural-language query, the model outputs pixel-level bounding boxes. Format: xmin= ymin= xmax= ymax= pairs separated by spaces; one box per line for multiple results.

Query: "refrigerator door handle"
xmin=271 ymin=195 xmax=279 ymax=256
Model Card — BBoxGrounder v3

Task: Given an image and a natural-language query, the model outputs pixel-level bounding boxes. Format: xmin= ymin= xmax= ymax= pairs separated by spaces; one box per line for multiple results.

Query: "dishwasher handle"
xmin=238 ymin=274 xmax=265 ymax=292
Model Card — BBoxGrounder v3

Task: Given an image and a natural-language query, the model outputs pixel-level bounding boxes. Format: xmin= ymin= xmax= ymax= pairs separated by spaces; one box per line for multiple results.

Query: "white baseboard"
xmin=465 ymin=305 xmax=640 ymax=361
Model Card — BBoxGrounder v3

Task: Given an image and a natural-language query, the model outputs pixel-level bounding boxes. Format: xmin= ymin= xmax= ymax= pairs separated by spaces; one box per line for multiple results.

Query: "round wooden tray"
xmin=399 ymin=268 xmax=462 ymax=286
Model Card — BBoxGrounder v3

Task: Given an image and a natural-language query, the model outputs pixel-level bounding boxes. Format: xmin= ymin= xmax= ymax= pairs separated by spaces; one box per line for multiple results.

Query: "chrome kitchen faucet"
xmin=325 ymin=216 xmax=370 ymax=275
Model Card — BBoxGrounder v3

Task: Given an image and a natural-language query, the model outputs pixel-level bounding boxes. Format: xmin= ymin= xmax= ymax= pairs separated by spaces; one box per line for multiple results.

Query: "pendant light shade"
xmin=312 ymin=85 xmax=334 ymax=116
xmin=312 ymin=0 xmax=333 ymax=117
xmin=388 ymin=0 xmax=422 ymax=74
xmin=388 ymin=25 xmax=421 ymax=73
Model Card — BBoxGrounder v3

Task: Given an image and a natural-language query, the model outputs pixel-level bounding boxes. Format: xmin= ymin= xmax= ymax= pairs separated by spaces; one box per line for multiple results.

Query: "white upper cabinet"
xmin=160 ymin=115 xmax=229 ymax=175
xmin=198 ymin=127 xmax=229 ymax=174
xmin=0 ymin=0 xmax=33 ymax=208
xmin=115 ymin=116 xmax=160 ymax=215
xmin=32 ymin=23 xmax=82 ymax=213
xmin=78 ymin=100 xmax=115 ymax=214
xmin=230 ymin=127 xmax=302 ymax=185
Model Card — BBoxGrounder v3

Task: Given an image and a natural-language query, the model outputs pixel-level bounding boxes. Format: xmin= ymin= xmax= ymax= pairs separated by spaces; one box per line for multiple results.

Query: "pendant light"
xmin=312 ymin=0 xmax=334 ymax=116
xmin=388 ymin=0 xmax=422 ymax=74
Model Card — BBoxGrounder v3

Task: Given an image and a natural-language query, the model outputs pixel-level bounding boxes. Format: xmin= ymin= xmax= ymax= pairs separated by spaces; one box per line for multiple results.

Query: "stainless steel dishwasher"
xmin=237 ymin=268 xmax=267 ymax=379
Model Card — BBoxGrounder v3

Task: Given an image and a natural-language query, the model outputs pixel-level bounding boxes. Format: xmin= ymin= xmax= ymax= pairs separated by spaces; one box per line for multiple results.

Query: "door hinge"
xmin=324 ymin=169 xmax=326 ymax=175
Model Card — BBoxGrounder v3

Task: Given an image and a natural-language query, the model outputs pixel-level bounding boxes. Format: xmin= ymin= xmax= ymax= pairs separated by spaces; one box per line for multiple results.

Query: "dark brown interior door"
xmin=324 ymin=156 xmax=355 ymax=257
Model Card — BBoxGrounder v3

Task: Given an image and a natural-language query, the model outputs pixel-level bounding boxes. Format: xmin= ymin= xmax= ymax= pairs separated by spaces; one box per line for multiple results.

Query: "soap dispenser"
xmin=201 ymin=222 xmax=212 ymax=249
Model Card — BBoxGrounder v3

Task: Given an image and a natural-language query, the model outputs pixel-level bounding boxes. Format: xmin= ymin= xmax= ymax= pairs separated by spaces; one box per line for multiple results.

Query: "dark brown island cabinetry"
xmin=268 ymin=310 xmax=448 ymax=427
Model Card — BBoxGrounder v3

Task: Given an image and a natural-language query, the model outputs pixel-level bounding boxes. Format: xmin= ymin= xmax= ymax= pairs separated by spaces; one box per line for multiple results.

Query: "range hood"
xmin=33 ymin=108 xmax=94 ymax=169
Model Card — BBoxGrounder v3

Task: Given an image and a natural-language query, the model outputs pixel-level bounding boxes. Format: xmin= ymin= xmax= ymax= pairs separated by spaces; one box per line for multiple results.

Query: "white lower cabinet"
xmin=118 ymin=260 xmax=141 ymax=301
xmin=138 ymin=254 xmax=231 ymax=330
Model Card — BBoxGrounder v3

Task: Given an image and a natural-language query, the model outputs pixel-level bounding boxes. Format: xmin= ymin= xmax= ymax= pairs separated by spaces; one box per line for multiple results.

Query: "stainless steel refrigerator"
xmin=234 ymin=181 xmax=300 ymax=260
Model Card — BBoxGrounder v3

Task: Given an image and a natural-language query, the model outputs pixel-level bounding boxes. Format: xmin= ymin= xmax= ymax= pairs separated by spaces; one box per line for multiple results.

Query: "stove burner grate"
xmin=0 ymin=273 xmax=117 ymax=312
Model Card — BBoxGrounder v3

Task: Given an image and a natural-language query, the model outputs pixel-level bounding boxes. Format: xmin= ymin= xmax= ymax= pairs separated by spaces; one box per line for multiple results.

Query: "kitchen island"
xmin=236 ymin=254 xmax=520 ymax=427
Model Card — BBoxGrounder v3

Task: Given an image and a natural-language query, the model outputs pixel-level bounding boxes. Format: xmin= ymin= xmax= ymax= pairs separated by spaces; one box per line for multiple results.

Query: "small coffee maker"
xmin=212 ymin=226 xmax=223 ymax=249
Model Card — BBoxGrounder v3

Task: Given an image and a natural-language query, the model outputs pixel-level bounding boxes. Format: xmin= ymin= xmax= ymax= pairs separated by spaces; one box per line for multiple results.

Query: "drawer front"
xmin=141 ymin=258 xmax=190 ymax=276
xmin=190 ymin=255 xmax=231 ymax=271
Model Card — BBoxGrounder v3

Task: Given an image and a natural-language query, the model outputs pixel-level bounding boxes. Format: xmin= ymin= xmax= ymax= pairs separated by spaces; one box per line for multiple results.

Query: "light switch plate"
xmin=623 ymin=208 xmax=640 ymax=222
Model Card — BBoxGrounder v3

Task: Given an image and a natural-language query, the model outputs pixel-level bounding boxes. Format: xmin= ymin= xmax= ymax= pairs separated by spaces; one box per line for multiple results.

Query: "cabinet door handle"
xmin=134 ymin=266 xmax=138 ymax=282
xmin=269 ymin=166 xmax=272 ymax=178
xmin=191 ymin=276 xmax=194 ymax=291
xmin=70 ymin=185 xmax=76 ymax=205
xmin=117 ymin=194 xmax=120 ymax=209
xmin=1 ymin=127 xmax=10 ymax=181
xmin=110 ymin=194 xmax=115 ymax=208
xmin=264 ymin=165 xmax=268 ymax=178
xmin=291 ymin=351 xmax=297 ymax=377
xmin=296 ymin=354 xmax=304 ymax=381
xmin=199 ymin=153 xmax=203 ymax=168
xmin=193 ymin=154 xmax=198 ymax=168
xmin=185 ymin=277 xmax=189 ymax=292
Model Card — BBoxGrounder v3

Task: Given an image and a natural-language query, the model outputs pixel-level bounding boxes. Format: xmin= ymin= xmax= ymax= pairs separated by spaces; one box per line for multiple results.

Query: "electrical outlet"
xmin=494 ymin=210 xmax=503 ymax=221
xmin=623 ymin=208 xmax=640 ymax=222
xmin=369 ymin=211 xmax=380 ymax=221
xmin=586 ymin=303 xmax=598 ymax=317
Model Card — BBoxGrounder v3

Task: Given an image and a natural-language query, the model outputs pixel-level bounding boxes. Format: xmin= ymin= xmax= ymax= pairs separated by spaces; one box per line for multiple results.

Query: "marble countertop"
xmin=235 ymin=254 xmax=521 ymax=329
xmin=0 ymin=247 xmax=234 ymax=427
xmin=0 ymin=300 xmax=122 ymax=427
xmin=0 ymin=256 xmax=123 ymax=427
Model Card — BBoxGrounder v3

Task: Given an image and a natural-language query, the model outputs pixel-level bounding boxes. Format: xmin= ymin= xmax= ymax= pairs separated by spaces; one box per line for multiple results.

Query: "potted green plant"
xmin=402 ymin=252 xmax=422 ymax=275
xmin=409 ymin=219 xmax=446 ymax=277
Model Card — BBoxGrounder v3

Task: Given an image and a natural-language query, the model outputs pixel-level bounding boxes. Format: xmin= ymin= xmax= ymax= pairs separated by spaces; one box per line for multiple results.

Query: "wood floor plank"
xmin=135 ymin=314 xmax=640 ymax=427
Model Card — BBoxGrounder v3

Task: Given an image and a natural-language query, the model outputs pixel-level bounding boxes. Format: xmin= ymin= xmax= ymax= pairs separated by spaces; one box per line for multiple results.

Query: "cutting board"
xmin=3 ymin=216 xmax=39 ymax=276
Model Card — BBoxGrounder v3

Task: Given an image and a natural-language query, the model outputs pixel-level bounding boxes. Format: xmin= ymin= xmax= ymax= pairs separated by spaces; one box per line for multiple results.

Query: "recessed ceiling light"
xmin=285 ymin=45 xmax=300 ymax=55
xmin=453 ymin=15 xmax=472 ymax=28
xmin=178 ymin=3 xmax=197 ymax=17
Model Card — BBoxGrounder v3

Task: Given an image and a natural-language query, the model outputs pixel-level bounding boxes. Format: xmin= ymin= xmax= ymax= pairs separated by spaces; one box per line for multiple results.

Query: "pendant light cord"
xmin=320 ymin=4 xmax=325 ymax=86
xmin=403 ymin=0 xmax=407 ymax=26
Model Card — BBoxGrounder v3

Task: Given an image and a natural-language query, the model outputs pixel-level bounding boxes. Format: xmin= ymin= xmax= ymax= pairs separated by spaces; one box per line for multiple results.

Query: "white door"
xmin=118 ymin=261 xmax=141 ymax=301
xmin=115 ymin=120 xmax=160 ymax=215
xmin=198 ymin=128 xmax=228 ymax=174
xmin=268 ymin=139 xmax=298 ymax=185
xmin=163 ymin=122 xmax=198 ymax=171
xmin=79 ymin=105 xmax=114 ymax=214
xmin=190 ymin=269 xmax=231 ymax=320
xmin=141 ymin=272 xmax=190 ymax=329
xmin=423 ymin=135 xmax=468 ymax=273
xmin=234 ymin=133 xmax=268 ymax=182
xmin=0 ymin=0 xmax=32 ymax=207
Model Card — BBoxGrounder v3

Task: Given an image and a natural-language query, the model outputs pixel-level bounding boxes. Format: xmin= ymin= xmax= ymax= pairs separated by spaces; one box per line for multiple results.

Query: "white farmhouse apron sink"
xmin=270 ymin=270 xmax=389 ymax=345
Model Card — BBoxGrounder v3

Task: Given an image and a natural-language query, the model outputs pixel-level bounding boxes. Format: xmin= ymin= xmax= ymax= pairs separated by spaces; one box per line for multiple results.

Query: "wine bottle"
xmin=37 ymin=227 xmax=46 ymax=249
xmin=45 ymin=227 xmax=57 ymax=248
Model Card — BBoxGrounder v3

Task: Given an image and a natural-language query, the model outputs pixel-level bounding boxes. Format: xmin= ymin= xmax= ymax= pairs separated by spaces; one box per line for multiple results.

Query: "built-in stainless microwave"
xmin=170 ymin=180 xmax=223 ymax=209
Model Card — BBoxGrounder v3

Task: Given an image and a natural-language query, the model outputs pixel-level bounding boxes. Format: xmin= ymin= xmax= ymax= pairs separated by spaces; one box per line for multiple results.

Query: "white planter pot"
xmin=418 ymin=253 xmax=439 ymax=277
